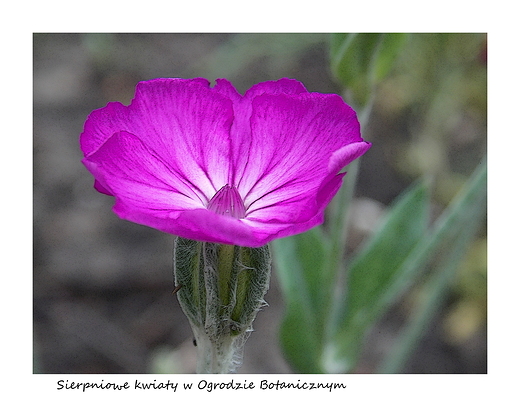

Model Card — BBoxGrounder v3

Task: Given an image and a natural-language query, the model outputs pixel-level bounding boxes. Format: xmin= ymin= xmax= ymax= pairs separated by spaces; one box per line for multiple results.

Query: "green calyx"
xmin=173 ymin=237 xmax=271 ymax=373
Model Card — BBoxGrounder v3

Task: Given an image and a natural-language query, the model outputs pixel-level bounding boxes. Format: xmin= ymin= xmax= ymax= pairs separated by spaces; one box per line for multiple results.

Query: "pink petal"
xmin=214 ymin=78 xmax=309 ymax=185
xmin=80 ymin=78 xmax=372 ymax=247
xmin=81 ymin=78 xmax=210 ymax=156
xmin=112 ymin=203 xmax=259 ymax=247
xmin=236 ymin=91 xmax=367 ymax=225
xmin=83 ymin=130 xmax=264 ymax=247
xmin=81 ymin=78 xmax=234 ymax=201
xmin=84 ymin=131 xmax=206 ymax=211
xmin=242 ymin=78 xmax=308 ymax=98
xmin=329 ymin=141 xmax=372 ymax=174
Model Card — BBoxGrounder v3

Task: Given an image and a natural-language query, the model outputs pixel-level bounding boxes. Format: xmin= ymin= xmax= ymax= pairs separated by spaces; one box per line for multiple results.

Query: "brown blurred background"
xmin=33 ymin=33 xmax=486 ymax=373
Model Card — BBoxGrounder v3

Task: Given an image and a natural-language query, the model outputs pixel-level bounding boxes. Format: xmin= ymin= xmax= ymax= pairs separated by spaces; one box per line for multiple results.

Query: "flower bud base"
xmin=173 ymin=237 xmax=271 ymax=373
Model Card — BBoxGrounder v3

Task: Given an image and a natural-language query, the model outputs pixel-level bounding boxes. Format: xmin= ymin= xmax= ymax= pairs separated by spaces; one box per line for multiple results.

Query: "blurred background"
xmin=33 ymin=33 xmax=487 ymax=373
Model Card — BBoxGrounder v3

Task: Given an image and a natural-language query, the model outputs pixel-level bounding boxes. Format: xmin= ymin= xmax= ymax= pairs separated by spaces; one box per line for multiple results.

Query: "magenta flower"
xmin=80 ymin=78 xmax=371 ymax=247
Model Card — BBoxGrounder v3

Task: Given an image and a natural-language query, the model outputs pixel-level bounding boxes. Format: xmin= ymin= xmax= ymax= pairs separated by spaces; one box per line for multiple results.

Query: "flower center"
xmin=207 ymin=185 xmax=246 ymax=219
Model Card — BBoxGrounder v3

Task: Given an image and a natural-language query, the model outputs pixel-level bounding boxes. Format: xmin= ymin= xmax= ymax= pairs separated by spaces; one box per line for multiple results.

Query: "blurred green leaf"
xmin=372 ymin=33 xmax=409 ymax=81
xmin=274 ymin=181 xmax=430 ymax=373
xmin=275 ymin=161 xmax=486 ymax=373
xmin=330 ymin=33 xmax=379 ymax=106
xmin=378 ymin=159 xmax=487 ymax=373
xmin=272 ymin=226 xmax=330 ymax=373
xmin=330 ymin=33 xmax=408 ymax=106
xmin=327 ymin=180 xmax=430 ymax=371
xmin=336 ymin=160 xmax=486 ymax=373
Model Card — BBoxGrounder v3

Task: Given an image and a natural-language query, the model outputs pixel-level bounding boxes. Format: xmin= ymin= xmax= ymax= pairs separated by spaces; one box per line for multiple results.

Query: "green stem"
xmin=191 ymin=323 xmax=248 ymax=374
xmin=327 ymin=97 xmax=373 ymax=274
xmin=322 ymin=100 xmax=372 ymax=353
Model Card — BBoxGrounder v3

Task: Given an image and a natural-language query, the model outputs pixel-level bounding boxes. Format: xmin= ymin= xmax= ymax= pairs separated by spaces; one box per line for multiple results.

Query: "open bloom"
xmin=80 ymin=78 xmax=371 ymax=247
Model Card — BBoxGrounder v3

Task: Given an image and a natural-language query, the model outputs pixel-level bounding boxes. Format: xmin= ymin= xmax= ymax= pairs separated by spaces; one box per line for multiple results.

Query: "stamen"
xmin=207 ymin=185 xmax=246 ymax=219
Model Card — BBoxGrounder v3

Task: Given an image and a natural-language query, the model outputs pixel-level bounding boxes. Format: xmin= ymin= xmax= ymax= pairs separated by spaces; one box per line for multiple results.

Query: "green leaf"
xmin=274 ymin=159 xmax=486 ymax=373
xmin=272 ymin=227 xmax=330 ymax=373
xmin=330 ymin=33 xmax=408 ymax=107
xmin=330 ymin=160 xmax=486 ymax=373
xmin=378 ymin=160 xmax=487 ymax=373
xmin=326 ymin=181 xmax=430 ymax=371
xmin=330 ymin=33 xmax=380 ymax=106
xmin=372 ymin=33 xmax=409 ymax=81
